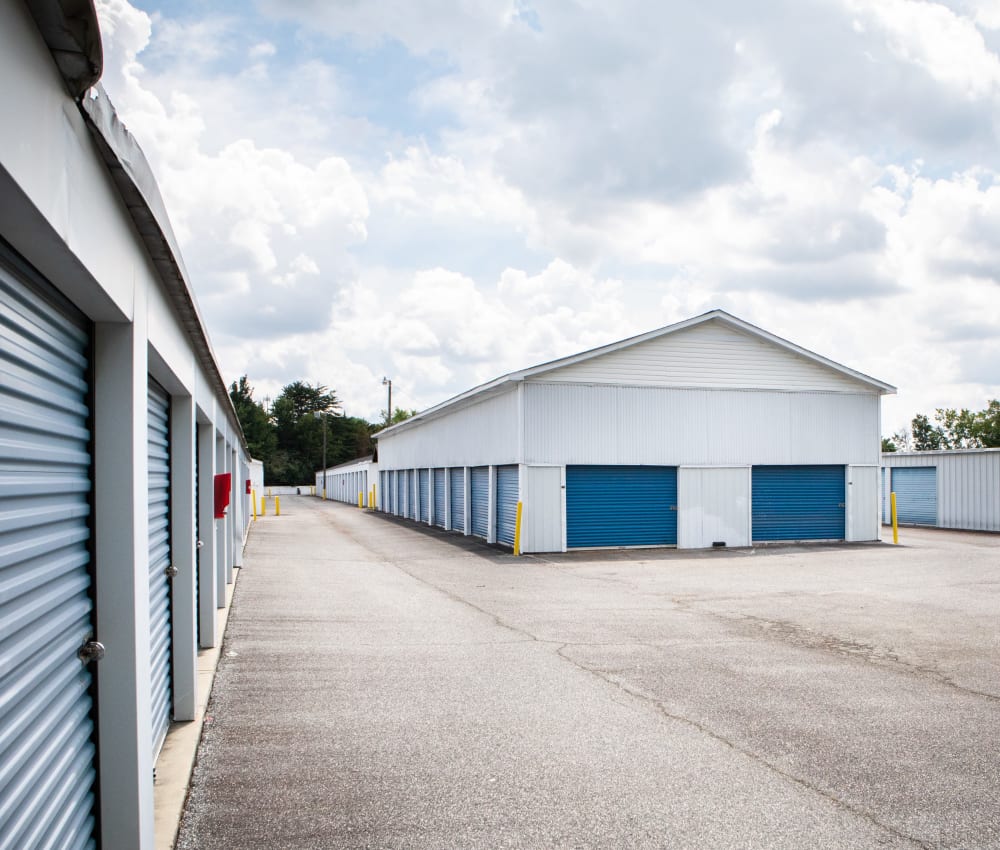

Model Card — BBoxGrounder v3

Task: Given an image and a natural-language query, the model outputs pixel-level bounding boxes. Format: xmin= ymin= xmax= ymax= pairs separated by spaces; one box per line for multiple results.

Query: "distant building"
xmin=882 ymin=449 xmax=1000 ymax=532
xmin=372 ymin=310 xmax=895 ymax=552
xmin=1 ymin=3 xmax=252 ymax=847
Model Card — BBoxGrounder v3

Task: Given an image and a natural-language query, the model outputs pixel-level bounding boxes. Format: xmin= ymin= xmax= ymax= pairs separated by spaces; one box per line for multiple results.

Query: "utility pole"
xmin=382 ymin=376 xmax=392 ymax=425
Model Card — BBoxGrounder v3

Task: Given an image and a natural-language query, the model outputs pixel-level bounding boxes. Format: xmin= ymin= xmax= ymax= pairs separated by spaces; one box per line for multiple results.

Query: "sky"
xmin=93 ymin=0 xmax=1000 ymax=432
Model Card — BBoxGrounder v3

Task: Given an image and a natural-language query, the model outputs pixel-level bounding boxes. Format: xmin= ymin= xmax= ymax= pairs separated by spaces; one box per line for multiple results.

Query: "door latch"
xmin=165 ymin=564 xmax=179 ymax=578
xmin=78 ymin=640 xmax=105 ymax=664
xmin=838 ymin=502 xmax=846 ymax=508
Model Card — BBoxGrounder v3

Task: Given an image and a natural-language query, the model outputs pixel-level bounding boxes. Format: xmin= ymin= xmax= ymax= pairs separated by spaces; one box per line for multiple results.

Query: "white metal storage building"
xmin=373 ymin=311 xmax=895 ymax=552
xmin=881 ymin=449 xmax=1000 ymax=532
xmin=1 ymin=4 xmax=252 ymax=848
xmin=316 ymin=456 xmax=378 ymax=504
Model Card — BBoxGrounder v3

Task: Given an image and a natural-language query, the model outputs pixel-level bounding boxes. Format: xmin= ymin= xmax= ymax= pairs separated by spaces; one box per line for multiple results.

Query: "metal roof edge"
xmin=882 ymin=448 xmax=1000 ymax=457
xmin=521 ymin=309 xmax=896 ymax=394
xmin=78 ymin=85 xmax=248 ymax=451
xmin=375 ymin=309 xmax=896 ymax=441
xmin=24 ymin=0 xmax=102 ymax=97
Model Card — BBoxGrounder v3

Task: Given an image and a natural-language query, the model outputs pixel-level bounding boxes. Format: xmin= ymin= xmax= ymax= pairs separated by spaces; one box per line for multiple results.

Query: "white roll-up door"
xmin=148 ymin=378 xmax=173 ymax=759
xmin=0 ymin=245 xmax=98 ymax=848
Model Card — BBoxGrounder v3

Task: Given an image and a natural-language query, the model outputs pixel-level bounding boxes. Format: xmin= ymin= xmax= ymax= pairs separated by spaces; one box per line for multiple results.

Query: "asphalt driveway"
xmin=176 ymin=497 xmax=1000 ymax=849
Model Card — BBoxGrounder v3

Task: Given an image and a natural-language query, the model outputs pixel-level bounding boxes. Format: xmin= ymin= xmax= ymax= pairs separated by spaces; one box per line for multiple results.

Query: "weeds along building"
xmin=1 ymin=3 xmax=252 ymax=848
xmin=373 ymin=310 xmax=895 ymax=552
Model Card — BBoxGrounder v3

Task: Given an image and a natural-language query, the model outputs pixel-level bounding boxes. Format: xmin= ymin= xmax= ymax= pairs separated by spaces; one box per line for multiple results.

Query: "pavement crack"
xmin=553 ymin=643 xmax=933 ymax=850
xmin=673 ymin=601 xmax=1000 ymax=704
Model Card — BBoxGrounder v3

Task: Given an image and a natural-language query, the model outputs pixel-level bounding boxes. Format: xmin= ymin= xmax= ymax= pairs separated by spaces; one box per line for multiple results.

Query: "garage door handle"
xmin=165 ymin=565 xmax=178 ymax=578
xmin=669 ymin=505 xmax=678 ymax=511
xmin=838 ymin=502 xmax=846 ymax=508
xmin=78 ymin=640 xmax=105 ymax=664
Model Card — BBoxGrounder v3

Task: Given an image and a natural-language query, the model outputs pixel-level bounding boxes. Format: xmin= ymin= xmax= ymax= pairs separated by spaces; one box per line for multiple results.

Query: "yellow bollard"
xmin=358 ymin=492 xmax=363 ymax=509
xmin=260 ymin=496 xmax=266 ymax=516
xmin=275 ymin=496 xmax=281 ymax=516
xmin=252 ymin=490 xmax=257 ymax=521
xmin=369 ymin=487 xmax=375 ymax=510
xmin=513 ymin=501 xmax=523 ymax=556
xmin=890 ymin=491 xmax=898 ymax=544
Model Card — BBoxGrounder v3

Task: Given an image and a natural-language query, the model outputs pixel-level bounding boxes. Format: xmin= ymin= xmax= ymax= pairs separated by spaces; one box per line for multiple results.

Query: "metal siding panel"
xmin=418 ymin=469 xmax=429 ymax=523
xmin=751 ymin=466 xmax=845 ymax=541
xmin=0 ymin=258 xmax=97 ymax=849
xmin=433 ymin=469 xmax=446 ymax=528
xmin=539 ymin=321 xmax=876 ymax=393
xmin=495 ymin=466 xmax=519 ymax=546
xmin=148 ymin=378 xmax=172 ymax=758
xmin=566 ymin=466 xmax=678 ymax=548
xmin=395 ymin=471 xmax=404 ymax=516
xmin=677 ymin=467 xmax=750 ymax=549
xmin=375 ymin=390 xmax=519 ymax=469
xmin=520 ymin=466 xmax=563 ymax=553
xmin=449 ymin=468 xmax=465 ymax=532
xmin=524 ymin=383 xmax=879 ymax=467
xmin=847 ymin=465 xmax=879 ymax=541
xmin=470 ymin=467 xmax=489 ymax=538
xmin=892 ymin=467 xmax=937 ymax=526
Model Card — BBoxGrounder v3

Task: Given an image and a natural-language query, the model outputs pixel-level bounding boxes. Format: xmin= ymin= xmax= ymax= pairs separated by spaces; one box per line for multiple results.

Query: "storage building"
xmin=881 ymin=449 xmax=1000 ymax=531
xmin=1 ymin=4 xmax=252 ymax=848
xmin=316 ymin=455 xmax=378 ymax=504
xmin=374 ymin=311 xmax=895 ymax=552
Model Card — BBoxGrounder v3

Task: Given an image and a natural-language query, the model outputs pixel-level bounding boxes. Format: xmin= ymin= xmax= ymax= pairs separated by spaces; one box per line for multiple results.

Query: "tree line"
xmin=229 ymin=376 xmax=416 ymax=485
xmin=884 ymin=400 xmax=1000 ymax=452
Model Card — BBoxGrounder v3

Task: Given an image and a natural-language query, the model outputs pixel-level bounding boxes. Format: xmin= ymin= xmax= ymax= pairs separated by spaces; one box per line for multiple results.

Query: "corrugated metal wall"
xmin=524 ymin=383 xmax=880 ymax=467
xmin=883 ymin=451 xmax=1000 ymax=532
xmin=376 ymin=390 xmax=519 ymax=469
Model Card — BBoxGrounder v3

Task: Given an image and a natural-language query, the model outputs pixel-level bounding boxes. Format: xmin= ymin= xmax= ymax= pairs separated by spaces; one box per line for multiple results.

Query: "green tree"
xmin=881 ymin=437 xmax=897 ymax=452
xmin=271 ymin=381 xmax=342 ymax=484
xmin=934 ymin=407 xmax=979 ymax=449
xmin=972 ymin=399 xmax=1000 ymax=447
xmin=910 ymin=413 xmax=943 ymax=451
xmin=229 ymin=376 xmax=277 ymax=463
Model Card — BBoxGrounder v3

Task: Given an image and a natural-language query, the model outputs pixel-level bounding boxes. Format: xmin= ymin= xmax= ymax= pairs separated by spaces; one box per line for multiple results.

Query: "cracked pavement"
xmin=176 ymin=497 xmax=1000 ymax=850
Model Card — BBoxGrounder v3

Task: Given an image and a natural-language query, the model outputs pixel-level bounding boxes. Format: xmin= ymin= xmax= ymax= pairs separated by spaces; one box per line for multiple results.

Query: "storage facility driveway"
xmin=176 ymin=498 xmax=1000 ymax=850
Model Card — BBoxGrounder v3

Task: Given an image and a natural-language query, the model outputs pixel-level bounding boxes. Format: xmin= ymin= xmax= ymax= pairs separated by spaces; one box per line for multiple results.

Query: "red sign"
xmin=214 ymin=473 xmax=232 ymax=518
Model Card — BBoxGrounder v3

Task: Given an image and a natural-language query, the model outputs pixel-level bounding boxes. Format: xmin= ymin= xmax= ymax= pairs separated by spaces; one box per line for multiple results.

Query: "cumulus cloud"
xmin=93 ymin=0 xmax=1000 ymax=432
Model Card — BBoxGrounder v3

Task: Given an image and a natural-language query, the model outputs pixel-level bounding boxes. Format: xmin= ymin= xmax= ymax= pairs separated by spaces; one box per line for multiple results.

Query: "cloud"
xmin=93 ymin=0 xmax=1000 ymax=433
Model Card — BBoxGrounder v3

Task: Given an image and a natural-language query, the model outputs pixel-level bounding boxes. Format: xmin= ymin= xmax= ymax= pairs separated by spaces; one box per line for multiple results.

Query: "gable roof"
xmin=375 ymin=309 xmax=896 ymax=439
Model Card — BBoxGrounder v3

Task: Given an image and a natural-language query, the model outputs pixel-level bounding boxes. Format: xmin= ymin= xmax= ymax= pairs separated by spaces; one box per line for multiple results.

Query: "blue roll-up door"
xmin=567 ymin=466 xmax=677 ymax=548
xmin=496 ymin=465 xmax=519 ymax=546
xmin=470 ymin=467 xmax=489 ymax=538
xmin=418 ymin=469 xmax=429 ymax=523
xmin=0 ymin=248 xmax=98 ymax=848
xmin=752 ymin=465 xmax=845 ymax=541
xmin=148 ymin=378 xmax=173 ymax=759
xmin=893 ymin=467 xmax=937 ymax=525
xmin=449 ymin=468 xmax=465 ymax=532
xmin=433 ymin=468 xmax=446 ymax=528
